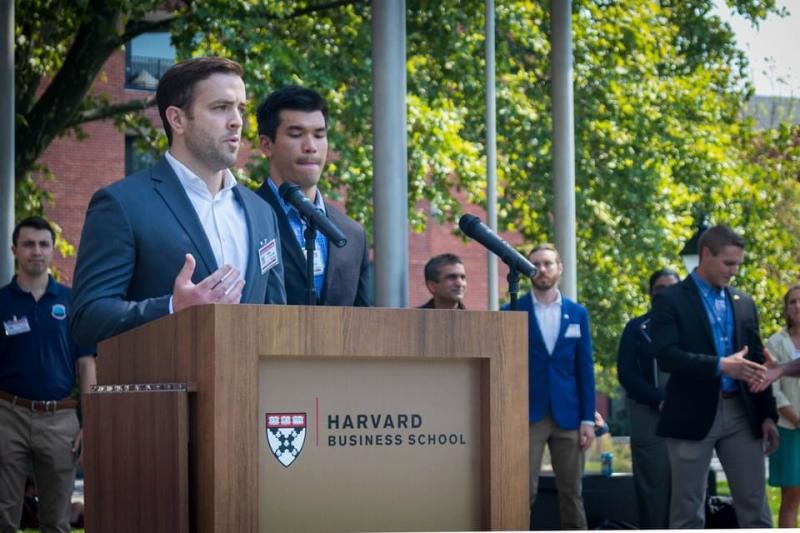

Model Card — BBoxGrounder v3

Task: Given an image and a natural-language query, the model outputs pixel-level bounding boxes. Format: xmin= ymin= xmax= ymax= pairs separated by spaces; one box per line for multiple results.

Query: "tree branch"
xmin=279 ymin=0 xmax=361 ymax=20
xmin=119 ymin=0 xmax=361 ymax=43
xmin=66 ymin=96 xmax=157 ymax=128
xmin=15 ymin=1 xmax=126 ymax=181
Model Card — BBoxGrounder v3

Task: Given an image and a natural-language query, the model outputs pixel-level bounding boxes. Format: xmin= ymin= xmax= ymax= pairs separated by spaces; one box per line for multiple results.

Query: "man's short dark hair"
xmin=156 ymin=57 xmax=244 ymax=146
xmin=648 ymin=268 xmax=680 ymax=295
xmin=256 ymin=86 xmax=328 ymax=141
xmin=13 ymin=216 xmax=55 ymax=246
xmin=697 ymin=224 xmax=745 ymax=258
xmin=424 ymin=254 xmax=463 ymax=283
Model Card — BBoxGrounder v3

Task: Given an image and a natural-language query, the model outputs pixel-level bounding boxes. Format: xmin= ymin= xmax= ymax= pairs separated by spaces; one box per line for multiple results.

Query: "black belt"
xmin=721 ymin=390 xmax=740 ymax=399
xmin=0 ymin=390 xmax=78 ymax=412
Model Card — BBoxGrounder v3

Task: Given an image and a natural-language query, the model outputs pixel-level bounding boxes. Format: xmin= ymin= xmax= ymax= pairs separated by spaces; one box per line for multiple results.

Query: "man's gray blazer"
xmin=71 ymin=157 xmax=286 ymax=346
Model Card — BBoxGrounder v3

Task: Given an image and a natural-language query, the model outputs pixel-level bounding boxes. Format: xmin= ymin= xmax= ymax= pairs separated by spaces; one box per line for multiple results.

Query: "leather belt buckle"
xmin=1 ymin=390 xmax=74 ymax=412
xmin=30 ymin=400 xmax=55 ymax=413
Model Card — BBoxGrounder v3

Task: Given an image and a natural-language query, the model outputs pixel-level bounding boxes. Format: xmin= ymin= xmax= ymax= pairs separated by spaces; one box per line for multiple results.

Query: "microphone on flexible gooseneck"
xmin=278 ymin=182 xmax=347 ymax=248
xmin=458 ymin=214 xmax=538 ymax=278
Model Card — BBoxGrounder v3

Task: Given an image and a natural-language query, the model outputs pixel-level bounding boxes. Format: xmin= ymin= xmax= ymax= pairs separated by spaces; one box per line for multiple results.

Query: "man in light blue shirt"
xmin=255 ymin=86 xmax=370 ymax=306
xmin=263 ymin=179 xmax=329 ymax=299
xmin=651 ymin=224 xmax=778 ymax=528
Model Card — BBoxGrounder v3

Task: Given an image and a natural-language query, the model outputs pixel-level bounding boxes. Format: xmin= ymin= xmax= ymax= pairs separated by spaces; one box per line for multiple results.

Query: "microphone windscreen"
xmin=458 ymin=214 xmax=481 ymax=235
xmin=278 ymin=181 xmax=300 ymax=201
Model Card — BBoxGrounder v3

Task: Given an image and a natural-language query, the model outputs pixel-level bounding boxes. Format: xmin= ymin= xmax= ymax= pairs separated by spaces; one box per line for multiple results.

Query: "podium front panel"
xmin=258 ymin=356 xmax=482 ymax=532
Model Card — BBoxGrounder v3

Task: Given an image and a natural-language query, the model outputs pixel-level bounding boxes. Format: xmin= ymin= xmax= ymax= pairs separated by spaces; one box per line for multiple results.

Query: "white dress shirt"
xmin=532 ymin=290 xmax=562 ymax=355
xmin=165 ymin=152 xmax=249 ymax=283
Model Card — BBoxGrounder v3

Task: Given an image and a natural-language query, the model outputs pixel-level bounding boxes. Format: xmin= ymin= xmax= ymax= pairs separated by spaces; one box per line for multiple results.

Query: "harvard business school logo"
xmin=265 ymin=413 xmax=307 ymax=467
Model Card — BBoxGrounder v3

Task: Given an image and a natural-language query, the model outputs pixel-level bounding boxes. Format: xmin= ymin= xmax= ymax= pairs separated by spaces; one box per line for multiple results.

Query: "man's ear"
xmin=425 ymin=280 xmax=437 ymax=296
xmin=165 ymin=106 xmax=186 ymax=137
xmin=259 ymin=135 xmax=273 ymax=158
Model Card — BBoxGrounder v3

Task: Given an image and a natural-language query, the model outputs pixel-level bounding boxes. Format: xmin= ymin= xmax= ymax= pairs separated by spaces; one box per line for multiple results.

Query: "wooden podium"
xmin=83 ymin=305 xmax=528 ymax=532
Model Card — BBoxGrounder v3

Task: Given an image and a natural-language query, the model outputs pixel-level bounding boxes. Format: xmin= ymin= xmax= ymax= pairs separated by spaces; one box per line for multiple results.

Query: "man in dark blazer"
xmin=418 ymin=253 xmax=467 ymax=309
xmin=255 ymin=86 xmax=369 ymax=306
xmin=651 ymin=224 xmax=778 ymax=528
xmin=616 ymin=268 xmax=679 ymax=529
xmin=71 ymin=58 xmax=285 ymax=347
xmin=502 ymin=244 xmax=595 ymax=529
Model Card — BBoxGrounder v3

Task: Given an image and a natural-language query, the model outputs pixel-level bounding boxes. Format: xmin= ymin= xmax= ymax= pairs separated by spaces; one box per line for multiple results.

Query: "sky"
xmin=713 ymin=0 xmax=799 ymax=97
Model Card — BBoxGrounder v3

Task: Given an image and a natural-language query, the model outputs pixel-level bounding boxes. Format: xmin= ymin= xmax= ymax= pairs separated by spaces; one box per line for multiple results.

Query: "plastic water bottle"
xmin=601 ymin=452 xmax=614 ymax=477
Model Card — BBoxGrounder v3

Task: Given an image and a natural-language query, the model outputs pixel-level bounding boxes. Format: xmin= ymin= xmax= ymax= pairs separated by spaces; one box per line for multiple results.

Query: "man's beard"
xmin=532 ymin=276 xmax=557 ymax=291
xmin=185 ymin=125 xmax=238 ymax=171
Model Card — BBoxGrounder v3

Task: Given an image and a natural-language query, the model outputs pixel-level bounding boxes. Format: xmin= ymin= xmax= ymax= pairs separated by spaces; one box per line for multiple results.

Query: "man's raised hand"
xmin=719 ymin=346 xmax=766 ymax=386
xmin=750 ymin=347 xmax=784 ymax=393
xmin=172 ymin=253 xmax=245 ymax=312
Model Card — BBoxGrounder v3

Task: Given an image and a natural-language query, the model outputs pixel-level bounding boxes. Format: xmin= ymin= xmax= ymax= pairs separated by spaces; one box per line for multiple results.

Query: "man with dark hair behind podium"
xmin=256 ymin=86 xmax=370 ymax=306
xmin=418 ymin=253 xmax=467 ymax=309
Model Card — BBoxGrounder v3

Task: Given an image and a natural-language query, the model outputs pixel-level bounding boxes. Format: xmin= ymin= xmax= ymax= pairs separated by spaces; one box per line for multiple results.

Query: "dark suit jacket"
xmin=256 ymin=183 xmax=370 ymax=306
xmin=651 ymin=276 xmax=777 ymax=440
xmin=71 ymin=157 xmax=286 ymax=346
xmin=616 ymin=313 xmax=665 ymax=410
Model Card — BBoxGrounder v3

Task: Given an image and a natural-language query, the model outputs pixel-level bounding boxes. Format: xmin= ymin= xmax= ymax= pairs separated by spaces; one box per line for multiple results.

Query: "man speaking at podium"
xmin=71 ymin=58 xmax=286 ymax=347
xmin=256 ymin=86 xmax=370 ymax=306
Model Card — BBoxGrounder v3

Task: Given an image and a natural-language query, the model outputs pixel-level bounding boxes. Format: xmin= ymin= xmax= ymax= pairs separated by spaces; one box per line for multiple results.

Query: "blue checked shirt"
xmin=691 ymin=270 xmax=736 ymax=392
xmin=267 ymin=179 xmax=328 ymax=298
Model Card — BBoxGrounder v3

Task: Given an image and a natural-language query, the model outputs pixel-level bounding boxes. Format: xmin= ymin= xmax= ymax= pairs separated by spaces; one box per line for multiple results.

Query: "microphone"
xmin=278 ymin=182 xmax=347 ymax=248
xmin=458 ymin=214 xmax=538 ymax=278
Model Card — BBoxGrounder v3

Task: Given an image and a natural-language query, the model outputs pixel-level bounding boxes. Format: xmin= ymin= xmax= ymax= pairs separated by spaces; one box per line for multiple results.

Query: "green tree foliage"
xmin=15 ymin=0 xmax=798 ymax=390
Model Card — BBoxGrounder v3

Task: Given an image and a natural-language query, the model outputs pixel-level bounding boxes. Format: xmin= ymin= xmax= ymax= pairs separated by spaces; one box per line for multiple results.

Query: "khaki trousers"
xmin=666 ymin=394 xmax=771 ymax=528
xmin=530 ymin=414 xmax=587 ymax=529
xmin=0 ymin=398 xmax=78 ymax=533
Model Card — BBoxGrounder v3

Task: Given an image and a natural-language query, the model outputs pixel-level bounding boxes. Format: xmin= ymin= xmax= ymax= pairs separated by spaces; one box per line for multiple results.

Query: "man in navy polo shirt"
xmin=0 ymin=216 xmax=96 ymax=533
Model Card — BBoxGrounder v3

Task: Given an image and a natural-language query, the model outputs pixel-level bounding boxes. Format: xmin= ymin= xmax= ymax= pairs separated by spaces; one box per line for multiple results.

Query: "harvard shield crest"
xmin=266 ymin=413 xmax=307 ymax=468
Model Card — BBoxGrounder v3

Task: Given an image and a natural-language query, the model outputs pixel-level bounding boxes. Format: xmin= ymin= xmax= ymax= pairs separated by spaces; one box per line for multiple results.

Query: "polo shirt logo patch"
xmin=51 ymin=304 xmax=67 ymax=320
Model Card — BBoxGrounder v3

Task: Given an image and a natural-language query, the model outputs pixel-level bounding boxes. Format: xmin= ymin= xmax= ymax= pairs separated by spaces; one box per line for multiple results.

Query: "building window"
xmin=125 ymin=136 xmax=158 ymax=176
xmin=125 ymin=32 xmax=176 ymax=91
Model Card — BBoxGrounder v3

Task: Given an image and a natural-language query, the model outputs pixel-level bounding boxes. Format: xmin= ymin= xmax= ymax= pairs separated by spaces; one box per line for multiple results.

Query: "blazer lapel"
xmin=150 ymin=158 xmax=218 ymax=275
xmin=320 ymin=207 xmax=347 ymax=302
xmin=728 ymin=288 xmax=745 ymax=349
xmin=684 ymin=278 xmax=716 ymax=350
xmin=524 ymin=293 xmax=550 ymax=356
xmin=259 ymin=184 xmax=306 ymax=273
xmin=232 ymin=187 xmax=261 ymax=300
xmin=552 ymin=297 xmax=570 ymax=354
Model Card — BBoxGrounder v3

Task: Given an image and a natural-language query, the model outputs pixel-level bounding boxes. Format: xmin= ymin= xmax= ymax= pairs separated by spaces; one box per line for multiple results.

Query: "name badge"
xmin=259 ymin=239 xmax=279 ymax=274
xmin=3 ymin=316 xmax=31 ymax=336
xmin=303 ymin=249 xmax=325 ymax=276
xmin=565 ymin=323 xmax=582 ymax=338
